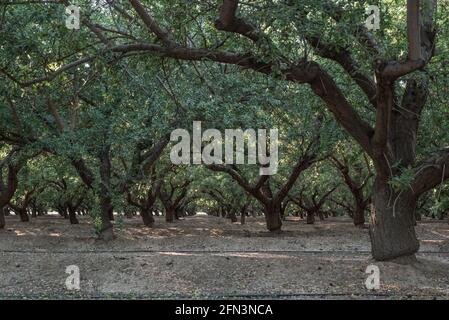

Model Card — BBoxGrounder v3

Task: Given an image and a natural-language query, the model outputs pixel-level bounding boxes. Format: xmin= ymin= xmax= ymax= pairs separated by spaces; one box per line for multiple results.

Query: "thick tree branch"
xmin=407 ymin=0 xmax=422 ymax=61
xmin=274 ymin=154 xmax=317 ymax=204
xmin=306 ymin=36 xmax=377 ymax=108
xmin=128 ymin=0 xmax=177 ymax=47
xmin=411 ymin=147 xmax=449 ymax=196
xmin=215 ymin=0 xmax=260 ymax=42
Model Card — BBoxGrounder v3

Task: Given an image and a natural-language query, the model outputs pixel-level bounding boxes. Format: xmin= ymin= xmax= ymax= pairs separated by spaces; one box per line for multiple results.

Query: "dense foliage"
xmin=1 ymin=0 xmax=448 ymax=261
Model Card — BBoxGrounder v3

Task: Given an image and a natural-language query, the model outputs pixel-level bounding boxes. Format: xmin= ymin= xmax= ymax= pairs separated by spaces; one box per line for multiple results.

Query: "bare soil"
xmin=0 ymin=214 xmax=448 ymax=299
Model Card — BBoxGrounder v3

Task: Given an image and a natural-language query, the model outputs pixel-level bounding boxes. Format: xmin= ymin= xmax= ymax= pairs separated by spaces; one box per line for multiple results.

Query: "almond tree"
xmin=109 ymin=0 xmax=443 ymax=260
xmin=331 ymin=152 xmax=373 ymax=227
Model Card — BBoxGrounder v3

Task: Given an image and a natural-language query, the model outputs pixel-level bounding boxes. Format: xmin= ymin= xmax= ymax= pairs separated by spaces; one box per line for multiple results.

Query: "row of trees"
xmin=1 ymin=0 xmax=448 ymax=261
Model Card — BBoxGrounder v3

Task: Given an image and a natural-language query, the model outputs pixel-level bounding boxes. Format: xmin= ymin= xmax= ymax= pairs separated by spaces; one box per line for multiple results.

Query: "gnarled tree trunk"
xmin=369 ymin=180 xmax=419 ymax=261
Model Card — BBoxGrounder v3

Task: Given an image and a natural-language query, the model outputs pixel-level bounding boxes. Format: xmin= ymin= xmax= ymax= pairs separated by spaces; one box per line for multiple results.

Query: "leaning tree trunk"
xmin=369 ymin=179 xmax=419 ymax=261
xmin=140 ymin=208 xmax=155 ymax=227
xmin=263 ymin=202 xmax=282 ymax=232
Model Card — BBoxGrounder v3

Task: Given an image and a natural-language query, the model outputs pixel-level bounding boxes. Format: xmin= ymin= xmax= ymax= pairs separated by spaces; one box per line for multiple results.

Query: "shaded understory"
xmin=0 ymin=215 xmax=448 ymax=299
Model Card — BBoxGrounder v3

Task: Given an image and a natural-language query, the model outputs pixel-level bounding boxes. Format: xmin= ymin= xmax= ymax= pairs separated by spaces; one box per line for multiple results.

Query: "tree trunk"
xmin=415 ymin=210 xmax=422 ymax=222
xmin=58 ymin=206 xmax=68 ymax=218
xmin=97 ymin=145 xmax=114 ymax=240
xmin=98 ymin=193 xmax=114 ymax=241
xmin=68 ymin=207 xmax=79 ymax=225
xmin=18 ymin=208 xmax=29 ymax=222
xmin=0 ymin=206 xmax=5 ymax=229
xmin=108 ymin=207 xmax=114 ymax=221
xmin=240 ymin=211 xmax=246 ymax=225
xmin=227 ymin=211 xmax=238 ymax=223
xmin=264 ymin=203 xmax=282 ymax=232
xmin=369 ymin=180 xmax=419 ymax=261
xmin=140 ymin=208 xmax=155 ymax=227
xmin=353 ymin=204 xmax=366 ymax=227
xmin=306 ymin=212 xmax=315 ymax=224
xmin=165 ymin=207 xmax=175 ymax=223
xmin=124 ymin=209 xmax=134 ymax=219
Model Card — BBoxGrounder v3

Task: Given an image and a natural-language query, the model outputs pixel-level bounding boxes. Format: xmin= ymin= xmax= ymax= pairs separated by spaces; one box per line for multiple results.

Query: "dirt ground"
xmin=0 ymin=214 xmax=448 ymax=299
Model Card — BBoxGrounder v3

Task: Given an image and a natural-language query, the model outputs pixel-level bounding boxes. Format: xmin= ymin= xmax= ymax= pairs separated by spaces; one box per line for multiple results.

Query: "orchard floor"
xmin=0 ymin=214 xmax=448 ymax=300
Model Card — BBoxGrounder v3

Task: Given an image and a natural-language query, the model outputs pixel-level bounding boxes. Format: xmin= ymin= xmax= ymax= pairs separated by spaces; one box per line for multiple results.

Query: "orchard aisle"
xmin=0 ymin=215 xmax=448 ymax=299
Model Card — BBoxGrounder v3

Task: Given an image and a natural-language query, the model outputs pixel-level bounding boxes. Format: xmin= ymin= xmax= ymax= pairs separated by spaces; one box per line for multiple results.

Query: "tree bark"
xmin=263 ymin=203 xmax=282 ymax=232
xmin=97 ymin=146 xmax=114 ymax=240
xmin=165 ymin=207 xmax=175 ymax=223
xmin=415 ymin=210 xmax=422 ymax=222
xmin=369 ymin=179 xmax=420 ymax=261
xmin=98 ymin=192 xmax=114 ymax=241
xmin=353 ymin=205 xmax=366 ymax=227
xmin=140 ymin=208 xmax=155 ymax=227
